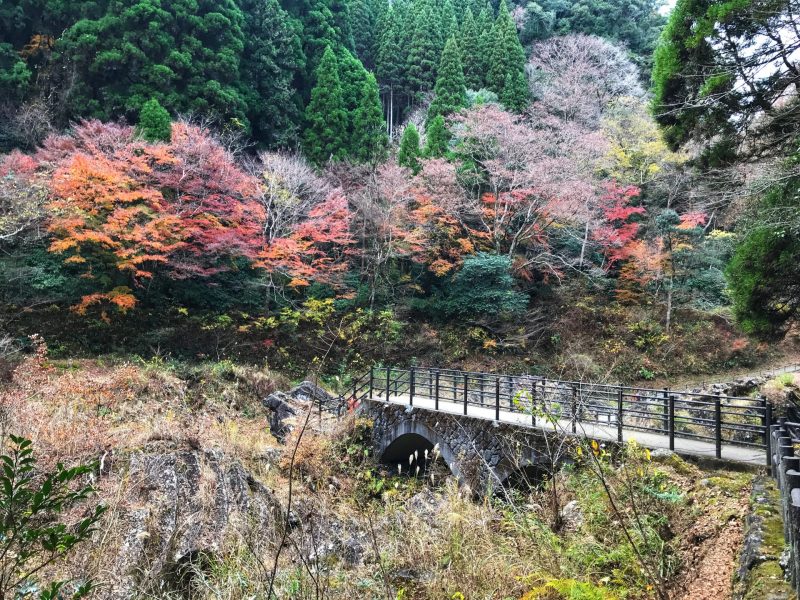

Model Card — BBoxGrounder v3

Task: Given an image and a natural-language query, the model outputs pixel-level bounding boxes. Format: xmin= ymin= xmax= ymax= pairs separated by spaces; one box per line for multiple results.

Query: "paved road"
xmin=372 ymin=393 xmax=767 ymax=466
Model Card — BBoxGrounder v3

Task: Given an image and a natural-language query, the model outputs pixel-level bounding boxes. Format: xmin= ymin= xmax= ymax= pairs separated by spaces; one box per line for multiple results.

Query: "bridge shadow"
xmin=498 ymin=464 xmax=549 ymax=492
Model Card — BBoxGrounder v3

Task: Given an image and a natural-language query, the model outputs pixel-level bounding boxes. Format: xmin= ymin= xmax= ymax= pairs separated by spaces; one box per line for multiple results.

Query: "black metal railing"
xmin=770 ymin=420 xmax=800 ymax=593
xmin=349 ymin=365 xmax=772 ymax=464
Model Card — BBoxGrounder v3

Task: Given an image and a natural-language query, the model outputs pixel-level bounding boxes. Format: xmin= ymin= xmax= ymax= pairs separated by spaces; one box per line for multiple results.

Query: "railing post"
xmin=662 ymin=388 xmax=669 ymax=432
xmin=369 ymin=366 xmax=374 ymax=400
xmin=386 ymin=366 xmax=391 ymax=403
xmin=765 ymin=398 xmax=773 ymax=472
xmin=617 ymin=386 xmax=623 ymax=443
xmin=571 ymin=385 xmax=577 ymax=434
xmin=434 ymin=370 xmax=440 ymax=411
xmin=463 ymin=374 xmax=468 ymax=416
xmin=715 ymin=393 xmax=722 ymax=459
xmin=410 ymin=367 xmax=415 ymax=406
xmin=669 ymin=394 xmax=675 ymax=451
xmin=495 ymin=376 xmax=500 ymax=421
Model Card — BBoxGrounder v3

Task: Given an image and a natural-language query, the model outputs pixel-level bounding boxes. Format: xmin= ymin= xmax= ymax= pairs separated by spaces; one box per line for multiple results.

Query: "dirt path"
xmin=647 ymin=356 xmax=800 ymax=392
xmin=675 ymin=515 xmax=745 ymax=600
xmin=672 ymin=479 xmax=750 ymax=600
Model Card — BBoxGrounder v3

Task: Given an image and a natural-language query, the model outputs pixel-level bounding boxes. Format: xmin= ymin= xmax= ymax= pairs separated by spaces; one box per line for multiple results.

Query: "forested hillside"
xmin=1 ymin=0 xmax=798 ymax=383
xmin=2 ymin=1 xmax=800 ymax=598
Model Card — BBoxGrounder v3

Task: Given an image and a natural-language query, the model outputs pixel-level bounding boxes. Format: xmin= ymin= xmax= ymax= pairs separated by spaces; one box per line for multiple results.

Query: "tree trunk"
xmin=579 ymin=218 xmax=590 ymax=268
xmin=665 ymin=275 xmax=673 ymax=334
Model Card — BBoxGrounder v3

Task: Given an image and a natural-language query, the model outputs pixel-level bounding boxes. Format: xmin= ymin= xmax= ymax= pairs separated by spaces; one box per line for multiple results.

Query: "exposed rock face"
xmin=110 ymin=447 xmax=282 ymax=598
xmin=689 ymin=376 xmax=767 ymax=398
xmin=289 ymin=381 xmax=339 ymax=410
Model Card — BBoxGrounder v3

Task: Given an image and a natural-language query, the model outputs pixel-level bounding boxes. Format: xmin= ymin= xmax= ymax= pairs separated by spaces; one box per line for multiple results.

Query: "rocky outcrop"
xmin=262 ymin=381 xmax=340 ymax=441
xmin=110 ymin=447 xmax=282 ymax=598
xmin=262 ymin=391 xmax=298 ymax=441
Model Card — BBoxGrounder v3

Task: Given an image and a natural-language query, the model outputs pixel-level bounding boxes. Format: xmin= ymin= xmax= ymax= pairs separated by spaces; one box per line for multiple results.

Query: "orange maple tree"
xmin=36 ymin=120 xmax=354 ymax=315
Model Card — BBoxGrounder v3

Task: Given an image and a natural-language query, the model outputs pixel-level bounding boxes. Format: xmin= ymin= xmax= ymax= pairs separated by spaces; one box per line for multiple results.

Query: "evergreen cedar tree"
xmin=137 ymin=99 xmax=172 ymax=143
xmin=501 ymin=70 xmax=530 ymax=113
xmin=459 ymin=9 xmax=483 ymax=90
xmin=406 ymin=5 xmax=442 ymax=96
xmin=487 ymin=1 xmax=527 ymax=102
xmin=303 ymin=45 xmax=386 ymax=166
xmin=303 ymin=46 xmax=349 ymax=165
xmin=352 ymin=72 xmax=389 ymax=164
xmin=398 ymin=123 xmax=421 ymax=174
xmin=239 ymin=0 xmax=306 ymax=147
xmin=428 ymin=36 xmax=467 ymax=121
xmin=424 ymin=114 xmax=449 ymax=157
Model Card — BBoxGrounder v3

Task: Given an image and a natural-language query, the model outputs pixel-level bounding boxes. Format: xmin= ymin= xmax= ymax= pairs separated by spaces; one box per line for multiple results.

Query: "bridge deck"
xmin=370 ymin=393 xmax=765 ymax=466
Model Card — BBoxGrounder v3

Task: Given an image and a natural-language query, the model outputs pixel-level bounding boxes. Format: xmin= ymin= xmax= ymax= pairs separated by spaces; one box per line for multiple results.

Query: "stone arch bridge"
xmin=349 ymin=366 xmax=774 ymax=492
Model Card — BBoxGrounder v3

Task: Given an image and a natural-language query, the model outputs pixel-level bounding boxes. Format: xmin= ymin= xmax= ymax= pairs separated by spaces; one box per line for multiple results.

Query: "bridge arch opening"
xmin=381 ymin=433 xmax=445 ymax=475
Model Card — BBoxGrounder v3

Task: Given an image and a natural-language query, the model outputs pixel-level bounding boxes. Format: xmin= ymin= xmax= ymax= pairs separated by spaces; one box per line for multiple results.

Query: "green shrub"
xmin=421 ymin=253 xmax=528 ymax=319
xmin=0 ymin=435 xmax=106 ymax=599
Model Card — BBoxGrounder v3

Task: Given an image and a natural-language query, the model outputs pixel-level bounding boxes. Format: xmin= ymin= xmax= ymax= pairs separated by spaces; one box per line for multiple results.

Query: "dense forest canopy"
xmin=0 ymin=0 xmax=666 ymax=149
xmin=0 ymin=0 xmax=797 ymax=380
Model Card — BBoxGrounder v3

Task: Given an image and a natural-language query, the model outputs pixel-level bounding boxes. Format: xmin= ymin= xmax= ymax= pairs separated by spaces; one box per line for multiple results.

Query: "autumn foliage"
xmin=21 ymin=120 xmax=354 ymax=315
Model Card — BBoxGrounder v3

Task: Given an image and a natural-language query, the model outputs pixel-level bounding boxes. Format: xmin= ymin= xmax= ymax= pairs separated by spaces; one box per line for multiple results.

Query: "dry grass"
xmin=0 ymin=353 xmax=758 ymax=600
xmin=0 ymin=353 xmax=284 ymax=469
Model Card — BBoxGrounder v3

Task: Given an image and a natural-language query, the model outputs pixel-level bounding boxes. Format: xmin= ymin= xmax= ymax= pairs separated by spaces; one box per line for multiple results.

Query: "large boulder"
xmin=289 ymin=380 xmax=338 ymax=409
xmin=262 ymin=381 xmax=340 ymax=441
xmin=262 ymin=391 xmax=298 ymax=441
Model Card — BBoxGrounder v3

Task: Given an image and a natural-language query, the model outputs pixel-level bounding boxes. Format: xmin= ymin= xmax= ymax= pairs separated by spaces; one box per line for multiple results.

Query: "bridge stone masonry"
xmin=364 ymin=401 xmax=551 ymax=492
xmin=350 ymin=365 xmax=778 ymax=492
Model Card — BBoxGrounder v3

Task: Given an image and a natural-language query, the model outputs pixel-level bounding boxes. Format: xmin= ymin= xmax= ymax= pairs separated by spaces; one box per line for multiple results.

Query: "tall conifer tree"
xmin=425 ymin=114 xmax=450 ymax=157
xmin=428 ymin=37 xmax=467 ymax=120
xmin=352 ymin=72 xmax=389 ymax=163
xmin=501 ymin=69 xmax=530 ymax=112
xmin=477 ymin=7 xmax=495 ymax=84
xmin=303 ymin=46 xmax=348 ymax=165
xmin=487 ymin=1 xmax=527 ymax=97
xmin=350 ymin=0 xmax=377 ymax=69
xmin=440 ymin=0 xmax=459 ymax=48
xmin=406 ymin=5 xmax=440 ymax=96
xmin=398 ymin=123 xmax=422 ymax=174
xmin=240 ymin=0 xmax=305 ymax=147
xmin=338 ymin=47 xmax=370 ymax=150
xmin=459 ymin=8 xmax=483 ymax=90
